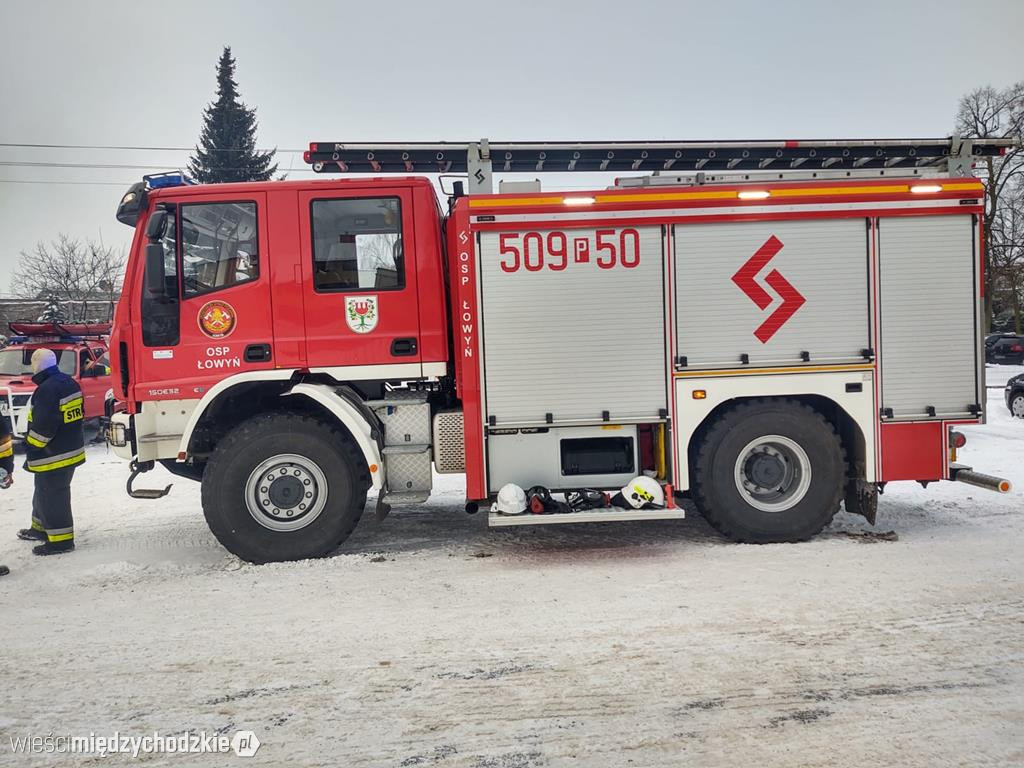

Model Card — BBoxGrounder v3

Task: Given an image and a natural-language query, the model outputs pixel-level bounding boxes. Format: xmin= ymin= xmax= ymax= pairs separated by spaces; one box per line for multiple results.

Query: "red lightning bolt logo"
xmin=731 ymin=235 xmax=806 ymax=343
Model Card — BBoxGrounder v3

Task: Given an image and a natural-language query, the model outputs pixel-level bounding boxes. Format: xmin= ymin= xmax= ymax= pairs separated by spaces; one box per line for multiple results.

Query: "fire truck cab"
xmin=108 ymin=140 xmax=1014 ymax=563
xmin=1 ymin=322 xmax=113 ymax=440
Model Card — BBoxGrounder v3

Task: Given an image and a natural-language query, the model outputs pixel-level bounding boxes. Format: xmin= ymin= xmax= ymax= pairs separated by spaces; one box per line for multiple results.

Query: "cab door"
xmin=78 ymin=347 xmax=110 ymax=419
xmin=131 ymin=192 xmax=275 ymax=398
xmin=297 ymin=187 xmax=422 ymax=372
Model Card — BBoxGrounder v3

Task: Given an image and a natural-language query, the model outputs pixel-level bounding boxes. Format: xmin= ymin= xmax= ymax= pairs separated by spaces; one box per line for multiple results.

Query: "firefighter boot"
xmin=17 ymin=528 xmax=47 ymax=542
xmin=32 ymin=541 xmax=75 ymax=557
xmin=0 ymin=565 xmax=9 ymax=576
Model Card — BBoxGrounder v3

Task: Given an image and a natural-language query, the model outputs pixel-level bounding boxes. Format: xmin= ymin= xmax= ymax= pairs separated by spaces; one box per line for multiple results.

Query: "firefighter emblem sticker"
xmin=345 ymin=295 xmax=379 ymax=334
xmin=198 ymin=300 xmax=237 ymax=339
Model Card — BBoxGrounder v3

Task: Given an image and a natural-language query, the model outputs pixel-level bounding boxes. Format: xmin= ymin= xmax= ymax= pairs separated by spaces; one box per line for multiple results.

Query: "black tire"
xmin=202 ymin=412 xmax=370 ymax=564
xmin=1010 ymin=392 xmax=1024 ymax=419
xmin=692 ymin=399 xmax=846 ymax=543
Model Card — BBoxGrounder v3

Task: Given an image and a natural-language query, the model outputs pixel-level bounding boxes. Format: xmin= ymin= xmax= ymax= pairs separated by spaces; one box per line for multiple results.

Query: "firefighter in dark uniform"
xmin=15 ymin=348 xmax=86 ymax=556
xmin=1 ymin=405 xmax=13 ymax=575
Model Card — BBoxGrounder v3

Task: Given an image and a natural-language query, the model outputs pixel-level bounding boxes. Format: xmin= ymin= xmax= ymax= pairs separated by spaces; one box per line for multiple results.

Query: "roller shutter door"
xmin=479 ymin=226 xmax=667 ymax=425
xmin=879 ymin=215 xmax=978 ymax=418
xmin=675 ymin=219 xmax=870 ymax=367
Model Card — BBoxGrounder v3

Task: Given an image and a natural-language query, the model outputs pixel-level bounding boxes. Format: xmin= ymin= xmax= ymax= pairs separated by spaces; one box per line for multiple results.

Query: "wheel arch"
xmin=683 ymin=393 xmax=869 ymax=491
xmin=178 ymin=373 xmax=384 ymax=490
xmin=178 ymin=370 xmax=297 ymax=459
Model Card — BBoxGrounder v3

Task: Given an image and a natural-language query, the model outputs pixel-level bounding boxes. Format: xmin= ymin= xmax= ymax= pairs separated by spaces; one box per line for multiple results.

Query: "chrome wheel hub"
xmin=733 ymin=435 xmax=812 ymax=512
xmin=1012 ymin=395 xmax=1024 ymax=418
xmin=245 ymin=454 xmax=328 ymax=532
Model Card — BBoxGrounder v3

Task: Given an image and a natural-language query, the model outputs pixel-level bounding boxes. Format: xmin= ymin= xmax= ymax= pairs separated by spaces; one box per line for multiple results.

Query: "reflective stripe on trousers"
xmin=32 ymin=465 xmax=76 ymax=546
xmin=46 ymin=526 xmax=74 ymax=543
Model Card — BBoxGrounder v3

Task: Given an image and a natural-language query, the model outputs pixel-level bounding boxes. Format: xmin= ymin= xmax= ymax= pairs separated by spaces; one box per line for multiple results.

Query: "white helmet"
xmin=491 ymin=483 xmax=527 ymax=515
xmin=618 ymin=476 xmax=665 ymax=509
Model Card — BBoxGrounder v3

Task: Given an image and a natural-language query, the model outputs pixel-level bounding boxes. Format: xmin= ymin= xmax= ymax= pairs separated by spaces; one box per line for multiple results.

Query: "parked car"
xmin=0 ymin=322 xmax=112 ymax=442
xmin=985 ymin=332 xmax=1016 ymax=350
xmin=988 ymin=335 xmax=1024 ymax=365
xmin=1006 ymin=374 xmax=1024 ymax=418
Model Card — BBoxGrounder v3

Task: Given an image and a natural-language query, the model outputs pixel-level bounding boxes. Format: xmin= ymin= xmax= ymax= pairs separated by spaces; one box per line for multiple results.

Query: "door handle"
xmin=391 ymin=337 xmax=418 ymax=357
xmin=244 ymin=344 xmax=272 ymax=362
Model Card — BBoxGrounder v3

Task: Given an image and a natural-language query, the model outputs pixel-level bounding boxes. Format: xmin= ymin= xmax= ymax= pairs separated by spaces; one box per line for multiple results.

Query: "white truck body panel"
xmin=672 ymin=369 xmax=879 ymax=489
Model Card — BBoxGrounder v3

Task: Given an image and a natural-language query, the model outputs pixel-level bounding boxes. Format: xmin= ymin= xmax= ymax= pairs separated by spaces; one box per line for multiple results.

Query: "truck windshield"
xmin=0 ymin=348 xmax=77 ymax=376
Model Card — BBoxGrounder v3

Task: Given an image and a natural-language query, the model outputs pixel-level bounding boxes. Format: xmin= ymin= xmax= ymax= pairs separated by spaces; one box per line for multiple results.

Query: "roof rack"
xmin=304 ymin=136 xmax=1018 ymax=193
xmin=7 ymin=321 xmax=112 ymax=341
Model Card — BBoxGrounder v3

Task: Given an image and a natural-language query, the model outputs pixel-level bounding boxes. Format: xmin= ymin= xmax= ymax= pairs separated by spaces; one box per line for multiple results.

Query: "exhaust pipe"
xmin=951 ymin=468 xmax=1012 ymax=493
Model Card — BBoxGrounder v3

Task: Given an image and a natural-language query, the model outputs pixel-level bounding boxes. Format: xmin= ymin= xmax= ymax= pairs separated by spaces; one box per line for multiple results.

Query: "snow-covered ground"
xmin=1 ymin=367 xmax=1022 ymax=767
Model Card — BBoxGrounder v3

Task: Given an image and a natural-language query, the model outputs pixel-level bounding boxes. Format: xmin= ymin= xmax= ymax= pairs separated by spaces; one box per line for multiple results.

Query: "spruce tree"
xmin=188 ymin=47 xmax=277 ymax=183
xmin=39 ymin=293 xmax=64 ymax=323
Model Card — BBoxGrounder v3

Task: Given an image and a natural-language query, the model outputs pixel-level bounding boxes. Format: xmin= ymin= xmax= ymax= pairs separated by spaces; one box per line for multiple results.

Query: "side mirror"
xmin=145 ymin=209 xmax=169 ymax=240
xmin=145 ymin=242 xmax=166 ymax=296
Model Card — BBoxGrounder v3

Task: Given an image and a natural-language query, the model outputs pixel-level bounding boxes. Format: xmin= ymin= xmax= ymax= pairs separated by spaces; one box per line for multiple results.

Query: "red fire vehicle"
xmin=0 ymin=322 xmax=113 ymax=440
xmin=107 ymin=140 xmax=1014 ymax=563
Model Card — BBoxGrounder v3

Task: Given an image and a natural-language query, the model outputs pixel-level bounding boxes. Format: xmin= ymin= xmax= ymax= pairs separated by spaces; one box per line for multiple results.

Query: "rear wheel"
xmin=202 ymin=412 xmax=370 ymax=563
xmin=693 ymin=399 xmax=846 ymax=543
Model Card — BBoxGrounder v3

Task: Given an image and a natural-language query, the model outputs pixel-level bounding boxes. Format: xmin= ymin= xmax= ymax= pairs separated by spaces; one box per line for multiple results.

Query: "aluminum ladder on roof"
xmin=303 ymin=136 xmax=1017 ymax=193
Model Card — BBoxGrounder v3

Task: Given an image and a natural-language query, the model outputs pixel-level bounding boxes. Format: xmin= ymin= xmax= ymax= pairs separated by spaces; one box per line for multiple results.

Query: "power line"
xmin=0 ymin=142 xmax=304 ymax=153
xmin=0 ymin=160 xmax=317 ymax=173
xmin=0 ymin=179 xmax=138 ymax=186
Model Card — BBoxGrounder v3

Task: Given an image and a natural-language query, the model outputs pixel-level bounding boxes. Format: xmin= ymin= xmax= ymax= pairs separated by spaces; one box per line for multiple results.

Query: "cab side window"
xmin=181 ymin=202 xmax=259 ymax=297
xmin=311 ymin=197 xmax=404 ymax=292
xmin=81 ymin=351 xmax=109 ymax=378
xmin=55 ymin=350 xmax=77 ymax=376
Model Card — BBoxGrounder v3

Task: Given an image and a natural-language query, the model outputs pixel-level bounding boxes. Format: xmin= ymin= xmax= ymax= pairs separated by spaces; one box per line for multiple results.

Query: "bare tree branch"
xmin=954 ymin=81 xmax=1024 ymax=331
xmin=10 ymin=234 xmax=125 ymax=309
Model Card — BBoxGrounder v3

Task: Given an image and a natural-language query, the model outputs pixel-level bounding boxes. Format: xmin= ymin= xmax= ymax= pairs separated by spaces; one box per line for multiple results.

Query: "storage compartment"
xmin=488 ymin=425 xmax=638 ymax=491
xmin=373 ymin=390 xmax=431 ymax=445
xmin=560 ymin=436 xmax=635 ymax=476
xmin=674 ymin=218 xmax=870 ymax=368
xmin=878 ymin=215 xmax=979 ymax=419
xmin=370 ymin=390 xmax=432 ymax=494
xmin=477 ymin=226 xmax=667 ymax=425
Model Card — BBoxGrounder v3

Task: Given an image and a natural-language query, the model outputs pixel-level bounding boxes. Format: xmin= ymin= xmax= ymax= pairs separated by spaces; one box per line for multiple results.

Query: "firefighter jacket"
xmin=24 ymin=365 xmax=86 ymax=473
xmin=0 ymin=411 xmax=13 ymax=476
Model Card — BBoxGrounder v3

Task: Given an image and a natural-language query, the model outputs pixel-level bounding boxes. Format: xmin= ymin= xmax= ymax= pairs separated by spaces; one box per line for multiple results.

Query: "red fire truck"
xmin=1 ymin=322 xmax=113 ymax=441
xmin=107 ymin=140 xmax=1014 ymax=563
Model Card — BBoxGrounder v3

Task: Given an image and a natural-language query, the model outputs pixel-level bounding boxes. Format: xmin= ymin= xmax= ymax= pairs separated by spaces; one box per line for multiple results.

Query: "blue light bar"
xmin=143 ymin=170 xmax=194 ymax=189
xmin=6 ymin=334 xmax=84 ymax=344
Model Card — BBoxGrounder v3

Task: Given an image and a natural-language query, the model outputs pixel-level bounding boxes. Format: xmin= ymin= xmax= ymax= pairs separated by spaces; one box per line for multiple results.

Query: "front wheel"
xmin=202 ymin=412 xmax=370 ymax=563
xmin=692 ymin=399 xmax=846 ymax=543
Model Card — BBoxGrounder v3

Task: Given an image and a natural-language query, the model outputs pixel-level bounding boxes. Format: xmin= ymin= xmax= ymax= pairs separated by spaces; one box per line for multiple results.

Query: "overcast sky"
xmin=1 ymin=0 xmax=1021 ymax=288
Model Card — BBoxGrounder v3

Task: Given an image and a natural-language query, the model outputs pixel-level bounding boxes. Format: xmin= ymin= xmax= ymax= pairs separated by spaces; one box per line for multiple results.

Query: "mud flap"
xmin=376 ymin=494 xmax=392 ymax=521
xmin=844 ymin=478 xmax=878 ymax=525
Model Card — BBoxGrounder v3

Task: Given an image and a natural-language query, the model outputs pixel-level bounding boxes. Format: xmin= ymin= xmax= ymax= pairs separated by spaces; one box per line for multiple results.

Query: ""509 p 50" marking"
xmin=498 ymin=229 xmax=641 ymax=273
